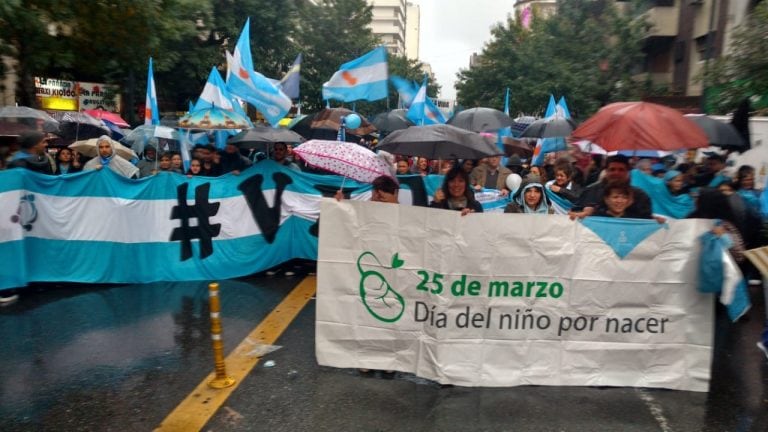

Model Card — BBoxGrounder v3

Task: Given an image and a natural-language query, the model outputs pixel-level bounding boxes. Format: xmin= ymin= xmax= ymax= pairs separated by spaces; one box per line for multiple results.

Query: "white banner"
xmin=316 ymin=200 xmax=715 ymax=391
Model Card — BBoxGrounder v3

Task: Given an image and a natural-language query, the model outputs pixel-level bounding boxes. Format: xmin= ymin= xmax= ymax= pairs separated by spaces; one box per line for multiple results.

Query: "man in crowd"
xmin=193 ymin=144 xmax=222 ymax=176
xmin=569 ymin=154 xmax=652 ymax=219
xmin=219 ymin=142 xmax=252 ymax=175
xmin=136 ymin=145 xmax=157 ymax=178
xmin=470 ymin=155 xmax=511 ymax=197
xmin=7 ymin=131 xmax=54 ymax=174
xmin=83 ymin=135 xmax=139 ymax=179
xmin=272 ymin=142 xmax=300 ymax=171
xmin=695 ymin=153 xmax=728 ymax=187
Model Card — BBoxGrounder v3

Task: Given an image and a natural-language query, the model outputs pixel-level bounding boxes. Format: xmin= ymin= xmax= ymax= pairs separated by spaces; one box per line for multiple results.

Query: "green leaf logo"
xmin=357 ymin=251 xmax=406 ymax=323
xmin=391 ymin=253 xmax=404 ymax=269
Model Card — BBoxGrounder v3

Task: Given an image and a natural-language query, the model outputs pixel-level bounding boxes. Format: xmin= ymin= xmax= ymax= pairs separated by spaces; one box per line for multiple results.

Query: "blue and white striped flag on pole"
xmin=226 ymin=18 xmax=292 ymax=127
xmin=144 ymin=57 xmax=160 ymax=126
xmin=322 ymin=46 xmax=388 ymax=102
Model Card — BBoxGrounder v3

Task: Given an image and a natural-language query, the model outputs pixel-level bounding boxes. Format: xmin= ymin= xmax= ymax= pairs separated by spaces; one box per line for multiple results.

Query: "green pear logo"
xmin=357 ymin=251 xmax=406 ymax=323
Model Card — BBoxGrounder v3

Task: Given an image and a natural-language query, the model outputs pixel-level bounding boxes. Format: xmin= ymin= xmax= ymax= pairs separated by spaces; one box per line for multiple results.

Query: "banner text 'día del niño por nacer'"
xmin=316 ymin=199 xmax=717 ymax=391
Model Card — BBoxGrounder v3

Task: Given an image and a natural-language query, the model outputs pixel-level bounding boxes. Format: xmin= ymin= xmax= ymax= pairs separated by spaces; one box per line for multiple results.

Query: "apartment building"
xmin=368 ymin=0 xmax=408 ymax=56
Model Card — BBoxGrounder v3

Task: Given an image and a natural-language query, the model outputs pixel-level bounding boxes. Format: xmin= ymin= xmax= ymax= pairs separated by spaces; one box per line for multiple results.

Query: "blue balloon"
xmin=345 ymin=113 xmax=362 ymax=130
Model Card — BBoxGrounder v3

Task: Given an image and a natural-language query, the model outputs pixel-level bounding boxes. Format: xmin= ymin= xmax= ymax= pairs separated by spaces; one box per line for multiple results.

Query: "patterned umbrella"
xmin=292 ymin=139 xmax=393 ymax=183
xmin=178 ymin=106 xmax=252 ymax=130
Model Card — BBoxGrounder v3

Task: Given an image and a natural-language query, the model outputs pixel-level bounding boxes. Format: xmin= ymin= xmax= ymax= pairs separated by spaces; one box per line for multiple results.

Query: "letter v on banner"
xmin=226 ymin=18 xmax=291 ymax=127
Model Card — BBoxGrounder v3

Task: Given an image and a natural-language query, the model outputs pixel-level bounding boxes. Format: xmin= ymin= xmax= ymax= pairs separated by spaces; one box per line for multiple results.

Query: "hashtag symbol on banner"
xmin=170 ymin=182 xmax=221 ymax=261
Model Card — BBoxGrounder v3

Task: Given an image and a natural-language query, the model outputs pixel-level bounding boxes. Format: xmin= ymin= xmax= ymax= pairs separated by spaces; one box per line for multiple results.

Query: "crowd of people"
xmin=358 ymin=145 xmax=768 ymax=365
xmin=0 ymin=131 xmax=302 ymax=179
xmin=3 ymin=130 xmax=768 ymax=362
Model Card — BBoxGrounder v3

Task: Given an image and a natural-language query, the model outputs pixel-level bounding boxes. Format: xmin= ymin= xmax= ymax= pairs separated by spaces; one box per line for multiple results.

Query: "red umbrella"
xmin=571 ymin=102 xmax=708 ymax=151
xmin=83 ymin=109 xmax=130 ymax=128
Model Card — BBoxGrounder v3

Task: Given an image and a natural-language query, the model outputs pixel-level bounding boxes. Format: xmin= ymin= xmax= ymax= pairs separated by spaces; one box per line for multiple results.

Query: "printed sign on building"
xmin=34 ymin=77 xmax=78 ymax=111
xmin=78 ymin=81 xmax=121 ymax=112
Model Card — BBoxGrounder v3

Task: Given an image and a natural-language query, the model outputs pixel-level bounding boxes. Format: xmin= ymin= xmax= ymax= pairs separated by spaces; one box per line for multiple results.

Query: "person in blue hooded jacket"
xmin=504 ymin=175 xmax=553 ymax=214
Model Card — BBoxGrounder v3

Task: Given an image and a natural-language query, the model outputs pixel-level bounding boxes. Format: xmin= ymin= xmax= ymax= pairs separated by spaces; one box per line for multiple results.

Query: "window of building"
xmin=695 ymin=33 xmax=716 ymax=61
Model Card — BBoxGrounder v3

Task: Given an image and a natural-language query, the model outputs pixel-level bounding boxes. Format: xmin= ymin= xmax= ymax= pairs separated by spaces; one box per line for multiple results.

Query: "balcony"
xmin=639 ymin=0 xmax=679 ymax=38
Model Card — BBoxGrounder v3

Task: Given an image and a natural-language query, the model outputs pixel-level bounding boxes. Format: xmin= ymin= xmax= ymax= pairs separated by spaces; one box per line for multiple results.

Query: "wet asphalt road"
xmin=1 ymin=273 xmax=767 ymax=432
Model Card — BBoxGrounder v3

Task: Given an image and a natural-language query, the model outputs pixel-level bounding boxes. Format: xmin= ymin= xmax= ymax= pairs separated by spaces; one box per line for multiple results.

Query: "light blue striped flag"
xmin=144 ymin=57 xmax=160 ymax=126
xmin=226 ymin=18 xmax=292 ymax=127
xmin=323 ymin=46 xmax=388 ymax=102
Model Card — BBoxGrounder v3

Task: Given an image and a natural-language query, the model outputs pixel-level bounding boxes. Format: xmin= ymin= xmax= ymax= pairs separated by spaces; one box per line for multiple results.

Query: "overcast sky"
xmin=409 ymin=0 xmax=517 ymax=101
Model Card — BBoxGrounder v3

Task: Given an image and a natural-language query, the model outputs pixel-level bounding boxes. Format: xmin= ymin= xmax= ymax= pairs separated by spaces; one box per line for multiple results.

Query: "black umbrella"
xmin=447 ymin=107 xmax=514 ymax=132
xmin=51 ymin=111 xmax=111 ymax=141
xmin=520 ymin=117 xmax=576 ymax=139
xmin=290 ymin=111 xmax=371 ymax=143
xmin=371 ymin=109 xmax=413 ymax=133
xmin=227 ymin=126 xmax=305 ymax=150
xmin=377 ymin=124 xmax=502 ymax=160
xmin=684 ymin=114 xmax=747 ymax=151
xmin=500 ymin=137 xmax=534 ymax=159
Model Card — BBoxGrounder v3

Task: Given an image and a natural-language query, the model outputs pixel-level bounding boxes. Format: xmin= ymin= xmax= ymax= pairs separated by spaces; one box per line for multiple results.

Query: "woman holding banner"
xmin=430 ymin=166 xmax=483 ymax=216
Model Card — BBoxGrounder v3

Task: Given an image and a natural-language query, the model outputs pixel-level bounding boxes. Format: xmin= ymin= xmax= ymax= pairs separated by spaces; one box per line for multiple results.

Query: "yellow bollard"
xmin=207 ymin=282 xmax=236 ymax=389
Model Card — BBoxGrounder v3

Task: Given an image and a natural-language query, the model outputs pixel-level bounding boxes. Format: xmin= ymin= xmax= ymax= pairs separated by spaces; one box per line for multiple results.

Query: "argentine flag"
xmin=226 ymin=18 xmax=292 ymax=127
xmin=395 ymin=75 xmax=446 ymax=125
xmin=145 ymin=57 xmax=160 ymax=126
xmin=193 ymin=67 xmax=249 ymax=117
xmin=406 ymin=78 xmax=429 ymax=125
xmin=322 ymin=46 xmax=388 ymax=102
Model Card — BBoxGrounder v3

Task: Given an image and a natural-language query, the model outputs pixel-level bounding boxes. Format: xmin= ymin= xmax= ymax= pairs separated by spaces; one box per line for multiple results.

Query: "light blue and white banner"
xmin=0 ymin=162 xmax=384 ymax=289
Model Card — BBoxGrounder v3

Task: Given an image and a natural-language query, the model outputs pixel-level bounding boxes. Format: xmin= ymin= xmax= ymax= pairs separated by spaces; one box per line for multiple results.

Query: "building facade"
xmin=640 ymin=0 xmax=752 ymax=97
xmin=405 ymin=2 xmax=420 ymax=60
xmin=513 ymin=0 xmax=558 ymax=20
xmin=368 ymin=0 xmax=408 ymax=56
